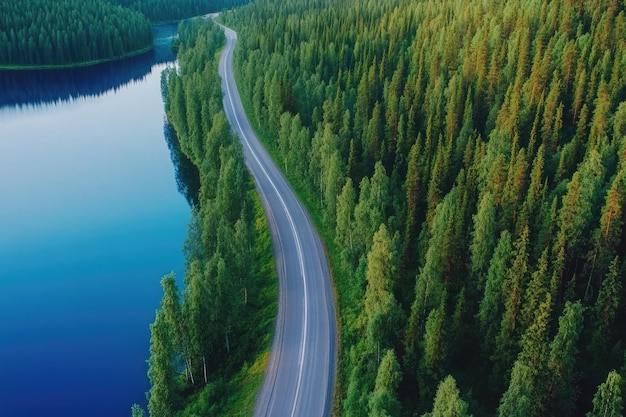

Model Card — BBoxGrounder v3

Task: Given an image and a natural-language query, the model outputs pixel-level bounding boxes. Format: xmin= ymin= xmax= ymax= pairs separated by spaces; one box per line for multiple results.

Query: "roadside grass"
xmin=232 ymin=50 xmax=349 ymax=417
xmin=220 ymin=193 xmax=277 ymax=416
xmin=221 ymin=351 xmax=270 ymax=416
xmin=178 ymin=192 xmax=277 ymax=417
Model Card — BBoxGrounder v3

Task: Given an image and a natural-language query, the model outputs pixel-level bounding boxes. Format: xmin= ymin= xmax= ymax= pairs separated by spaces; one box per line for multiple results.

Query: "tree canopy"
xmin=0 ymin=0 xmax=247 ymax=68
xmin=219 ymin=0 xmax=626 ymax=414
xmin=145 ymin=19 xmax=274 ymax=416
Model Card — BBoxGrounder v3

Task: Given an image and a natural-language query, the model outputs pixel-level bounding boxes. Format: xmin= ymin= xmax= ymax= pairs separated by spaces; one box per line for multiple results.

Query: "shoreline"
xmin=0 ymin=44 xmax=155 ymax=71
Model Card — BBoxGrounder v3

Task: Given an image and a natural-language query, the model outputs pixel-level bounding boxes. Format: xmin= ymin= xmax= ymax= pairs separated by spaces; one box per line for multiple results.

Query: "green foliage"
xmin=516 ymin=293 xmax=552 ymax=416
xmin=145 ymin=19 xmax=275 ymax=416
xmin=547 ymin=301 xmax=584 ymax=416
xmin=420 ymin=300 xmax=448 ymax=393
xmin=423 ymin=375 xmax=472 ymax=417
xmin=470 ymin=191 xmax=497 ymax=282
xmin=363 ymin=224 xmax=402 ymax=352
xmin=147 ymin=311 xmax=180 ymax=417
xmin=590 ymin=257 xmax=623 ymax=367
xmin=131 ymin=404 xmax=146 ymax=417
xmin=112 ymin=0 xmax=242 ymax=22
xmin=587 ymin=371 xmax=623 ymax=417
xmin=218 ymin=0 xmax=626 ymax=414
xmin=0 ymin=0 xmax=152 ymax=67
xmin=477 ymin=231 xmax=512 ymax=354
xmin=0 ymin=0 xmax=246 ymax=68
xmin=497 ymin=361 xmax=533 ymax=417
xmin=493 ymin=227 xmax=530 ymax=374
xmin=369 ymin=350 xmax=402 ymax=417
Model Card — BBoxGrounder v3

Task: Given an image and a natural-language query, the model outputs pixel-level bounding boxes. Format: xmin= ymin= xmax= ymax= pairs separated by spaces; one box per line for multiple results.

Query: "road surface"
xmin=217 ymin=23 xmax=337 ymax=417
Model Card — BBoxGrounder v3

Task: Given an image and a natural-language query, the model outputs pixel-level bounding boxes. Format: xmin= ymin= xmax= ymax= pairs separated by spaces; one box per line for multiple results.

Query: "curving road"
xmin=217 ymin=23 xmax=337 ymax=417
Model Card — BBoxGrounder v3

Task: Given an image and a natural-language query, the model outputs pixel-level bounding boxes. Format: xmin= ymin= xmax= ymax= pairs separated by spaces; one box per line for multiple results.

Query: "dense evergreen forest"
xmin=0 ymin=0 xmax=151 ymax=67
xmin=111 ymin=0 xmax=240 ymax=22
xmin=0 ymin=0 xmax=245 ymax=68
xmin=137 ymin=19 xmax=276 ymax=417
xmin=219 ymin=0 xmax=626 ymax=415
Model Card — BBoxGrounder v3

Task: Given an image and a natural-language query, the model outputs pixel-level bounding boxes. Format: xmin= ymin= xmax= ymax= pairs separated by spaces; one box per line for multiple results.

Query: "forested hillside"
xmin=0 ymin=0 xmax=245 ymax=68
xmin=140 ymin=19 xmax=276 ymax=417
xmin=220 ymin=0 xmax=626 ymax=415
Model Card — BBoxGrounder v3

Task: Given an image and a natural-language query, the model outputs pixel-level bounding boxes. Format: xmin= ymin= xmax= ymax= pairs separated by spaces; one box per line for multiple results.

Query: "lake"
xmin=0 ymin=25 xmax=190 ymax=417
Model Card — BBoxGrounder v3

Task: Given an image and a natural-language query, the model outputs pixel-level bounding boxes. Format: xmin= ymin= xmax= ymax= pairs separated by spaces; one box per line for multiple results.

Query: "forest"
xmin=0 ymin=0 xmax=245 ymax=68
xmin=111 ymin=0 xmax=242 ymax=22
xmin=216 ymin=0 xmax=626 ymax=415
xmin=136 ymin=19 xmax=276 ymax=417
xmin=0 ymin=0 xmax=151 ymax=67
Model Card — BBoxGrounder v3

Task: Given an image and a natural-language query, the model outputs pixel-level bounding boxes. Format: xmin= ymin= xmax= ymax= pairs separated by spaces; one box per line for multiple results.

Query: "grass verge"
xmin=231 ymin=44 xmax=349 ymax=417
xmin=178 ymin=192 xmax=277 ymax=417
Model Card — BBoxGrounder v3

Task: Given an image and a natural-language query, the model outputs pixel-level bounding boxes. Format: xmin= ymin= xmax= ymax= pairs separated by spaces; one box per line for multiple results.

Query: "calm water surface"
xmin=0 ymin=28 xmax=189 ymax=417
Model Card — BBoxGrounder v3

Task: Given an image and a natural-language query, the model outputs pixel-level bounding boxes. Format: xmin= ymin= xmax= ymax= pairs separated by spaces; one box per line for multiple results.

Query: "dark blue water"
xmin=0 ymin=25 xmax=189 ymax=417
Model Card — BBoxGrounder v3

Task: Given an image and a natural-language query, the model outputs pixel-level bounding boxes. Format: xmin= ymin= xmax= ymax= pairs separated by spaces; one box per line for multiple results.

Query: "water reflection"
xmin=0 ymin=24 xmax=178 ymax=108
xmin=164 ymin=121 xmax=201 ymax=207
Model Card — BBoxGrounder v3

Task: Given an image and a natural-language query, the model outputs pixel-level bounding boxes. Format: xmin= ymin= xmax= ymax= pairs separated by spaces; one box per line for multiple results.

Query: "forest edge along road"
xmin=215 ymin=20 xmax=337 ymax=417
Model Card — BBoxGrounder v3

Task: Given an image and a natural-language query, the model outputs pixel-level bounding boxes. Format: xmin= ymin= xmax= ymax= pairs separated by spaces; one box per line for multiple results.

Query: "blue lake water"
xmin=0 ymin=26 xmax=189 ymax=417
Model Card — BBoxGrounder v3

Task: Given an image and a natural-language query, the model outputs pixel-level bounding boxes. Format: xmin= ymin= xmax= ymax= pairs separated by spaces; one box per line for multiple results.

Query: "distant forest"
xmin=112 ymin=0 xmax=239 ymax=22
xmin=0 ymin=0 xmax=245 ymax=68
xmin=219 ymin=0 xmax=626 ymax=416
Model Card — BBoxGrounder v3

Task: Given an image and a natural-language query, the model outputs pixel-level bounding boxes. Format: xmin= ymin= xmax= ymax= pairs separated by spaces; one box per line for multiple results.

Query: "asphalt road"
xmin=217 ymin=23 xmax=337 ymax=417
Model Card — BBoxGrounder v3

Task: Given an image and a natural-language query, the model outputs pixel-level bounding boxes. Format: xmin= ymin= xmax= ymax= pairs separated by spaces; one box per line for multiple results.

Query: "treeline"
xmin=112 ymin=0 xmax=243 ymax=23
xmin=0 ymin=0 xmax=151 ymax=67
xmin=221 ymin=0 xmax=626 ymax=416
xmin=140 ymin=19 xmax=275 ymax=417
xmin=0 ymin=0 xmax=246 ymax=68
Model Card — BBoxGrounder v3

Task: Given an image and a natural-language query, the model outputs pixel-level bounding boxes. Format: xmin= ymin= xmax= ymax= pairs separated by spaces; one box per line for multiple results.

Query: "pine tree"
xmin=363 ymin=224 xmax=402 ymax=357
xmin=406 ymin=190 xmax=462 ymax=372
xmin=520 ymin=249 xmax=550 ymax=331
xmin=369 ymin=349 xmax=402 ymax=417
xmin=517 ymin=293 xmax=552 ymax=416
xmin=547 ymin=301 xmax=584 ymax=416
xmin=354 ymin=162 xmax=390 ymax=256
xmin=336 ymin=178 xmax=357 ymax=269
xmin=421 ymin=300 xmax=447 ymax=383
xmin=497 ymin=360 xmax=533 ymax=417
xmin=404 ymin=137 xmax=424 ymax=269
xmin=588 ymin=168 xmax=625 ymax=282
xmin=423 ymin=375 xmax=472 ymax=417
xmin=494 ymin=226 xmax=530 ymax=374
xmin=589 ymin=80 xmax=611 ymax=149
xmin=470 ymin=191 xmax=497 ymax=283
xmin=555 ymin=150 xmax=604 ymax=257
xmin=130 ymin=404 xmax=146 ymax=417
xmin=477 ymin=231 xmax=513 ymax=354
xmin=587 ymin=371 xmax=623 ymax=417
xmin=590 ymin=257 xmax=622 ymax=367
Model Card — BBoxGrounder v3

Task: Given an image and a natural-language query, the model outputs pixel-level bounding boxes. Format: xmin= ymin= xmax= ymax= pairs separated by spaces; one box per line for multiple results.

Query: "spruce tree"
xmin=587 ymin=371 xmax=623 ymax=417
xmin=469 ymin=191 xmax=497 ymax=283
xmin=477 ymin=231 xmax=513 ymax=354
xmin=590 ymin=257 xmax=622 ymax=367
xmin=423 ymin=375 xmax=472 ymax=417
xmin=369 ymin=349 xmax=402 ymax=417
xmin=363 ymin=224 xmax=402 ymax=357
xmin=497 ymin=361 xmax=533 ymax=417
xmin=547 ymin=301 xmax=584 ymax=416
